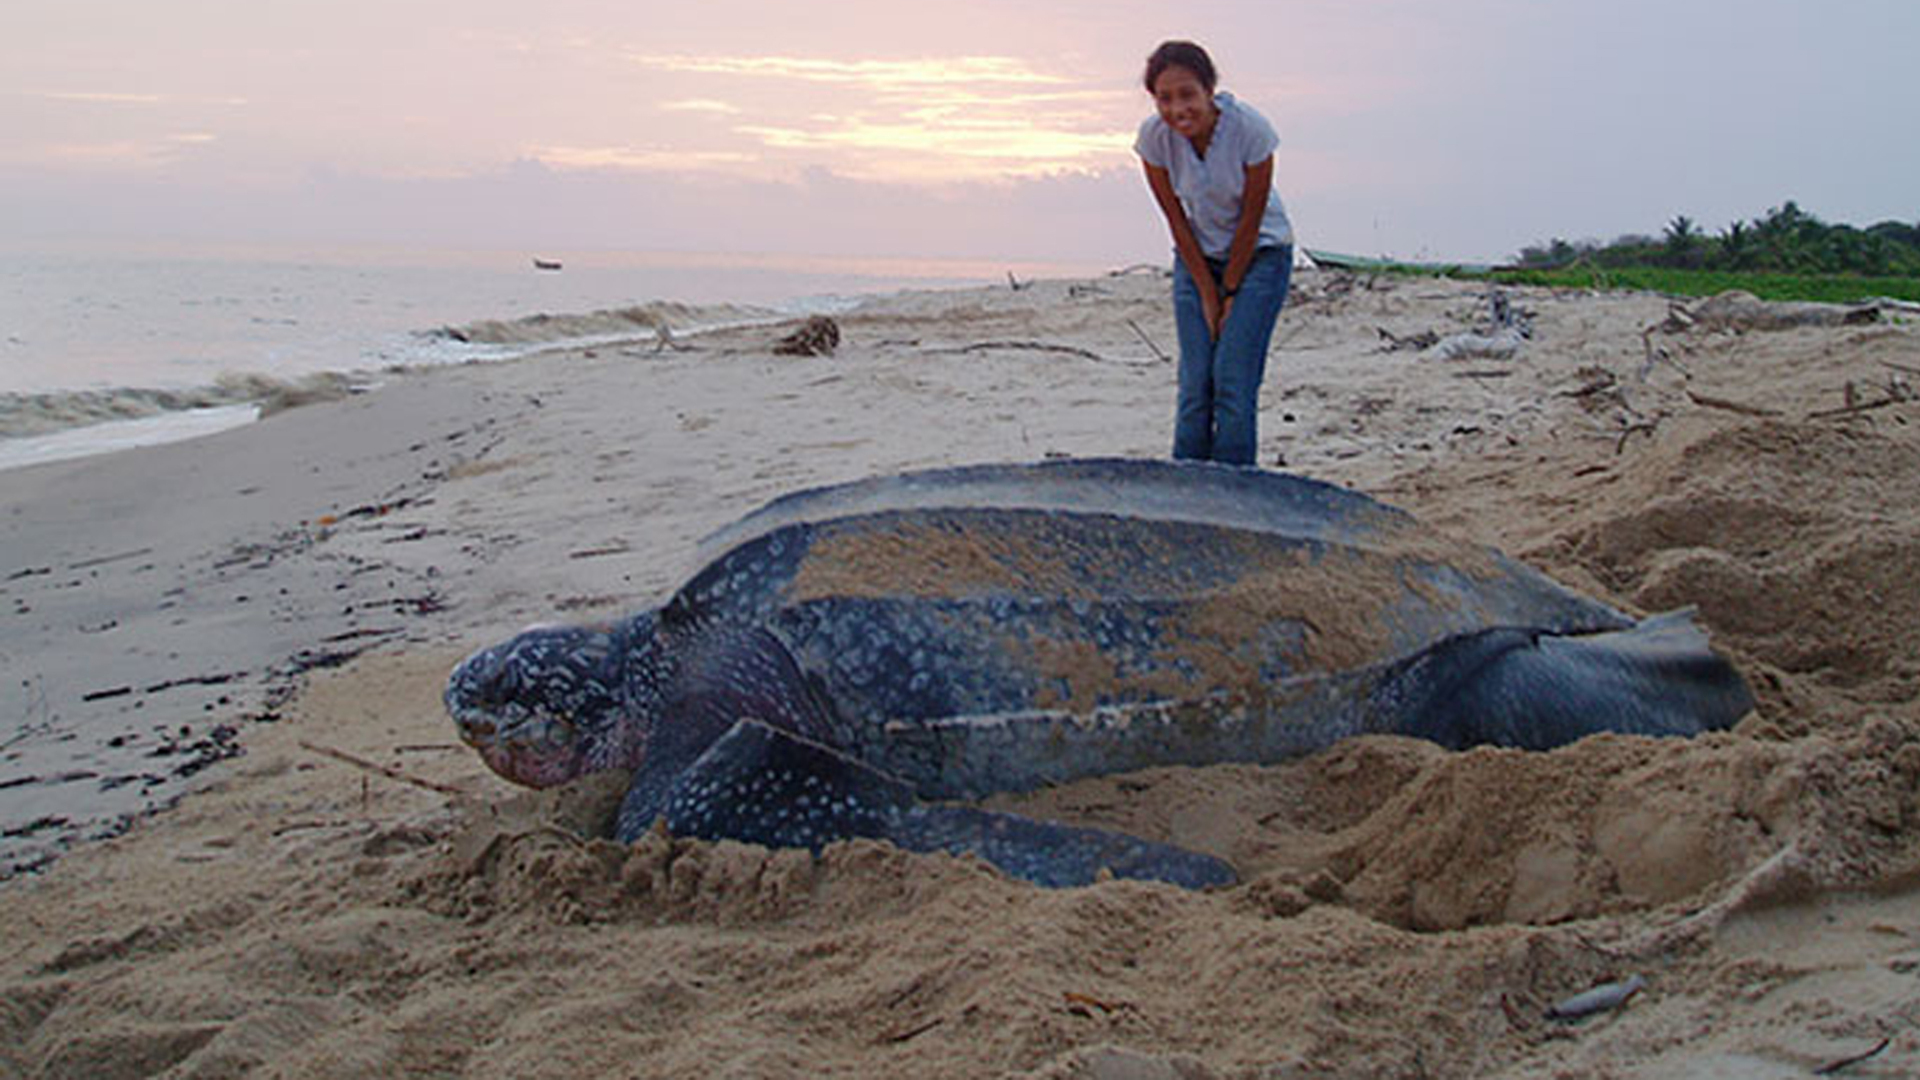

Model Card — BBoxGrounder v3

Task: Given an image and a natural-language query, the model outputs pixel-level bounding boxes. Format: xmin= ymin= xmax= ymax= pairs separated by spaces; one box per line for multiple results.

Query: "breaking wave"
xmin=2 ymin=298 xmax=789 ymax=451
xmin=428 ymin=299 xmax=780 ymax=347
xmin=0 ymin=372 xmax=362 ymax=440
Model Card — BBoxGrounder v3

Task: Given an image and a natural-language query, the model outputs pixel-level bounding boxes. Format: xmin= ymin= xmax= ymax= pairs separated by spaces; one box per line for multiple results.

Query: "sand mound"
xmin=1553 ymin=420 xmax=1920 ymax=713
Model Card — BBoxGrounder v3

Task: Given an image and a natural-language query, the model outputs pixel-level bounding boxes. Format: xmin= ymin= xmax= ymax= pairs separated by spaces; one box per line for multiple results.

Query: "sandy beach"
xmin=3 ymin=267 xmax=1919 ymax=1077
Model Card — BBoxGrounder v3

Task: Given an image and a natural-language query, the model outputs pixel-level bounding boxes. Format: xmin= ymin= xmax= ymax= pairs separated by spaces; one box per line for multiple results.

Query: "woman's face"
xmin=1152 ymin=65 xmax=1216 ymax=142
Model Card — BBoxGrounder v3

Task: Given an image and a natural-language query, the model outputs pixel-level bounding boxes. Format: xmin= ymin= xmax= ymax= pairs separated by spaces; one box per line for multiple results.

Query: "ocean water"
xmin=0 ymin=242 xmax=1098 ymax=468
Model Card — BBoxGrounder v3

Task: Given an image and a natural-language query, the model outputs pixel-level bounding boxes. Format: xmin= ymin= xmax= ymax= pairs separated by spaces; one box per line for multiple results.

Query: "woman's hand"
xmin=1203 ymin=290 xmax=1235 ymax=339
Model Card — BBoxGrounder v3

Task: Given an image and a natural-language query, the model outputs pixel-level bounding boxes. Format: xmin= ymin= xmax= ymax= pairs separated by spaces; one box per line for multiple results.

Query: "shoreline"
xmin=4 ymin=268 xmax=1919 ymax=1076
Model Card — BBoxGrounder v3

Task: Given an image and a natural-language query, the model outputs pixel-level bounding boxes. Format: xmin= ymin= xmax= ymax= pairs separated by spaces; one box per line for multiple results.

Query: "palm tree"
xmin=1664 ymin=215 xmax=1701 ymax=267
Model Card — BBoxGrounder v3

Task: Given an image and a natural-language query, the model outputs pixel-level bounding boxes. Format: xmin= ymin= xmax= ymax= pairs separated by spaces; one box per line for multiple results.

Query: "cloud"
xmin=736 ymin=117 xmax=1129 ymax=180
xmin=527 ymin=144 xmax=757 ymax=171
xmin=660 ymin=98 xmax=743 ymax=115
xmin=1 ymin=155 xmax=1165 ymax=267
xmin=624 ymin=51 xmax=1136 ymax=182
xmin=21 ymin=90 xmax=248 ymax=107
xmin=630 ymin=53 xmax=1067 ymax=90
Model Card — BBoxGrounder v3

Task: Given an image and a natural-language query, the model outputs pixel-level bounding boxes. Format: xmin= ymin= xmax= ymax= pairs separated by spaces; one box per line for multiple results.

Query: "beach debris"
xmin=1125 ymin=318 xmax=1169 ymax=362
xmin=652 ymin=323 xmax=695 ymax=353
xmin=1815 ymin=1036 xmax=1892 ymax=1075
xmin=878 ymin=1016 xmax=946 ymax=1045
xmin=1869 ymin=296 xmax=1920 ymax=316
xmin=567 ymin=543 xmax=630 ymax=560
xmin=298 ymin=740 xmax=462 ymax=797
xmin=1545 ymin=974 xmax=1647 ymax=1022
xmin=1638 ymin=325 xmax=1692 ymax=379
xmin=1376 ymin=327 xmax=1440 ymax=352
xmin=1807 ymin=374 xmax=1916 ymax=420
xmin=1061 ymin=990 xmax=1132 ymax=1017
xmin=772 ymin=316 xmax=841 ymax=356
xmin=1426 ymin=329 xmax=1526 ymax=362
xmin=151 ymin=723 xmax=243 ymax=779
xmin=1661 ymin=290 xmax=1881 ymax=333
xmin=2 ymin=815 xmax=69 ymax=840
xmin=1686 ymin=389 xmax=1779 ymax=417
xmin=68 ymin=547 xmax=155 ymax=571
xmin=928 ymin=340 xmax=1111 ymax=363
xmin=143 ymin=671 xmax=245 ymax=694
xmin=1615 ymin=419 xmax=1660 ymax=454
xmin=1423 ymin=286 xmax=1532 ymax=361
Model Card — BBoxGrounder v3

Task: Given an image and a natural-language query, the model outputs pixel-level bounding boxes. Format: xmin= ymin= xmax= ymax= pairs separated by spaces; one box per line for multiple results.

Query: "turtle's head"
xmin=445 ymin=617 xmax=652 ymax=788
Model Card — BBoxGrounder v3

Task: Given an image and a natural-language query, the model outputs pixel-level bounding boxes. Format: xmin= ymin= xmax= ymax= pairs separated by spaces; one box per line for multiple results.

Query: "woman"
xmin=1135 ymin=40 xmax=1295 ymax=466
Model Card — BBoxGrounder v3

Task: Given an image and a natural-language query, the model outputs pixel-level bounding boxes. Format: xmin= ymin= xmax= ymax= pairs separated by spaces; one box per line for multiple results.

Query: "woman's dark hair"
xmin=1143 ymin=40 xmax=1217 ymax=94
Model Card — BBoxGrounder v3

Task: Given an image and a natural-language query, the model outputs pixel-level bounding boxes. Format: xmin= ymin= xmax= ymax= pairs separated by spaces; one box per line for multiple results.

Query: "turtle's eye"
xmin=477 ymin=656 xmax=519 ymax=704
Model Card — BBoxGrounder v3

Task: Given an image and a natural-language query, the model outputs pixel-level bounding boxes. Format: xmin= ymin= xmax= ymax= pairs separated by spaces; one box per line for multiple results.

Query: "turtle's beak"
xmin=472 ymin=725 xmax=580 ymax=788
xmin=445 ymin=625 xmax=615 ymax=788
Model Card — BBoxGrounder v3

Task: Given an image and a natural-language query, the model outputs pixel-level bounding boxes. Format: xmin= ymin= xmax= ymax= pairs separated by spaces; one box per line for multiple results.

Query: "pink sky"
xmin=4 ymin=0 xmax=1915 ymax=265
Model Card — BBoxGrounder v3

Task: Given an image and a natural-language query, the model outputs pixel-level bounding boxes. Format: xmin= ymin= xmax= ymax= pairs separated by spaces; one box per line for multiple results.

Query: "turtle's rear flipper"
xmin=1398 ymin=608 xmax=1754 ymax=750
xmin=658 ymin=719 xmax=1236 ymax=890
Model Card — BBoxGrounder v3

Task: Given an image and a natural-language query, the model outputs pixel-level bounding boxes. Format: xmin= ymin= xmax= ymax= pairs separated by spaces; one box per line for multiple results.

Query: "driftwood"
xmin=68 ymin=547 xmax=155 ymax=572
xmin=1808 ymin=396 xmax=1910 ymax=420
xmin=1815 ymin=1036 xmax=1892 ymax=1075
xmin=1615 ymin=420 xmax=1659 ymax=454
xmin=298 ymin=740 xmax=462 ymax=797
xmin=1125 ymin=319 xmax=1169 ymax=362
xmin=1639 ymin=327 xmax=1692 ymax=379
xmin=772 ymin=316 xmax=841 ymax=356
xmin=1865 ymin=297 xmax=1920 ymax=315
xmin=926 ymin=341 xmax=1112 ymax=363
xmin=1664 ymin=290 xmax=1881 ymax=333
xmin=1376 ymin=327 xmax=1439 ymax=352
xmin=1686 ymin=390 xmax=1779 ymax=417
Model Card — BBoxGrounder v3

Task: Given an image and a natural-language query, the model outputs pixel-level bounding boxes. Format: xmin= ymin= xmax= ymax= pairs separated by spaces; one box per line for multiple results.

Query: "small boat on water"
xmin=532 ymin=258 xmax=563 ymax=271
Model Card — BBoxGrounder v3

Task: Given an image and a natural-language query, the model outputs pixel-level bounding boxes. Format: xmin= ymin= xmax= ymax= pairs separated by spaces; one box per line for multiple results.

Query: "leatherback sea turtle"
xmin=446 ymin=458 xmax=1752 ymax=889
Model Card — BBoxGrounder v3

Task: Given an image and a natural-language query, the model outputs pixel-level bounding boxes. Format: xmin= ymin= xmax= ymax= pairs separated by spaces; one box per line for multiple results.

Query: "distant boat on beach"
xmin=1304 ymin=248 xmax=1496 ymax=275
xmin=532 ymin=258 xmax=563 ymax=271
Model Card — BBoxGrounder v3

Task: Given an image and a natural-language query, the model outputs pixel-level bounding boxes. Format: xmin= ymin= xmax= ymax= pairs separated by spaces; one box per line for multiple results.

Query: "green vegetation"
xmin=1498 ymin=202 xmax=1920 ymax=303
xmin=1486 ymin=265 xmax=1920 ymax=304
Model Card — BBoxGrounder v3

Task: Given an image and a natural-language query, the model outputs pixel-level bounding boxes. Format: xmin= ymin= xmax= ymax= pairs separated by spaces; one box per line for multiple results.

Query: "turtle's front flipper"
xmin=885 ymin=801 xmax=1237 ymax=890
xmin=658 ymin=719 xmax=1236 ymax=890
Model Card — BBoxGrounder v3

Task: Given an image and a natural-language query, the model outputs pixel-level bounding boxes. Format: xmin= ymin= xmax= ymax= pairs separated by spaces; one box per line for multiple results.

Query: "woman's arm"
xmin=1142 ymin=160 xmax=1226 ymax=337
xmin=1217 ymin=155 xmax=1273 ymax=322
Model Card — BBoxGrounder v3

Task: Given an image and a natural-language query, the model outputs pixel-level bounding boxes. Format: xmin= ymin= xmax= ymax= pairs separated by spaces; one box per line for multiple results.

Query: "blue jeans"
xmin=1171 ymin=245 xmax=1293 ymax=465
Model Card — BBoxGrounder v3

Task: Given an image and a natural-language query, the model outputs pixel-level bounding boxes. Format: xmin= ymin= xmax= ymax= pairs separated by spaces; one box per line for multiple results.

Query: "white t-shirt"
xmin=1135 ymin=91 xmax=1294 ymax=259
